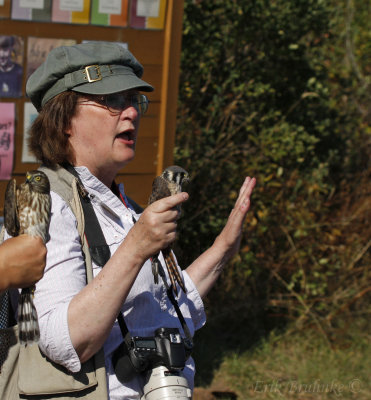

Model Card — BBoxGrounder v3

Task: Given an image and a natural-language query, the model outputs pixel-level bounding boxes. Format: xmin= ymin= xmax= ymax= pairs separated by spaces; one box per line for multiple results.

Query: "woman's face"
xmin=67 ymin=92 xmax=140 ymax=186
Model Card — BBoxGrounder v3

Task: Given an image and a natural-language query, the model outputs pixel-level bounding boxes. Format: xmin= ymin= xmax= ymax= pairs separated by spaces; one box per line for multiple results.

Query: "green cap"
xmin=26 ymin=41 xmax=154 ymax=111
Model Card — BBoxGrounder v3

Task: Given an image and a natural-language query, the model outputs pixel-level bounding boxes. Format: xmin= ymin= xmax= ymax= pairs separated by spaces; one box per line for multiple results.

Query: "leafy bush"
xmin=175 ymin=0 xmax=370 ymax=333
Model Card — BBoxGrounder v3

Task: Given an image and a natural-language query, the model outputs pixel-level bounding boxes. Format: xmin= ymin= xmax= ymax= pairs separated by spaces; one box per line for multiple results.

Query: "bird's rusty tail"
xmin=162 ymin=248 xmax=187 ymax=296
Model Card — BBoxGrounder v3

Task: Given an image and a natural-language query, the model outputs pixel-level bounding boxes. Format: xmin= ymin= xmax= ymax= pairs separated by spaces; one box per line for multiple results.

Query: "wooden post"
xmin=157 ymin=0 xmax=184 ymax=175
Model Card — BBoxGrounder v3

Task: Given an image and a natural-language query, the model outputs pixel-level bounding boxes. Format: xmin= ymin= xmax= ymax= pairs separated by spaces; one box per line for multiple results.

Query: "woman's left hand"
xmin=214 ymin=176 xmax=256 ymax=257
xmin=186 ymin=176 xmax=256 ymax=298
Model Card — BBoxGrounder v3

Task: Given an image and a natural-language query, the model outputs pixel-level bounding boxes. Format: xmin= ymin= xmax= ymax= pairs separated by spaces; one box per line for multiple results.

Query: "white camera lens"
xmin=142 ymin=366 xmax=192 ymax=400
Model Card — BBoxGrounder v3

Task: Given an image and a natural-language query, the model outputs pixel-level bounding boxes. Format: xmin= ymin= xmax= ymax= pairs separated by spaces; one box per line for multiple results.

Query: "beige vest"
xmin=0 ymin=165 xmax=109 ymax=399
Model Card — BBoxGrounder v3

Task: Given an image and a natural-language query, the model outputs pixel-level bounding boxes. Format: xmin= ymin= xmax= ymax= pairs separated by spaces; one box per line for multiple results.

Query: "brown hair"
xmin=28 ymin=91 xmax=80 ymax=167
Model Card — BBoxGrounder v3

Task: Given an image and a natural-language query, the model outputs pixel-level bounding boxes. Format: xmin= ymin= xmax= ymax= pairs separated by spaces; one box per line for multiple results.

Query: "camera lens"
xmin=142 ymin=366 xmax=192 ymax=400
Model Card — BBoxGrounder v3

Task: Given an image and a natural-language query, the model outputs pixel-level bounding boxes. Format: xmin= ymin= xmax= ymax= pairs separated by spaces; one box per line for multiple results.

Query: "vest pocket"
xmin=18 ymin=343 xmax=98 ymax=396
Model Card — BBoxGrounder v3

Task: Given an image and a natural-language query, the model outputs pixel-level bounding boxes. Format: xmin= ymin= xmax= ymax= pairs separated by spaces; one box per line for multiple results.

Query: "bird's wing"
xmin=4 ymin=178 xmax=20 ymax=237
xmin=148 ymin=176 xmax=172 ymax=204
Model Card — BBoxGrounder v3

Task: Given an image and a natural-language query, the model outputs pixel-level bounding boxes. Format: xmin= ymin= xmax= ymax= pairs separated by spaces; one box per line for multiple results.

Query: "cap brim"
xmin=71 ymin=74 xmax=154 ymax=95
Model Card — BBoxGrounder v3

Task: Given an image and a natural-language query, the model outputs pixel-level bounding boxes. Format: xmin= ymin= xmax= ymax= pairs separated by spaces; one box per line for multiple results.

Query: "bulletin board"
xmin=0 ymin=0 xmax=184 ymax=212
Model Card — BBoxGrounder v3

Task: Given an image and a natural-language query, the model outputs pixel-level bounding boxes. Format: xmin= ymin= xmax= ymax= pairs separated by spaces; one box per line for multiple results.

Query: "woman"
xmin=12 ymin=42 xmax=255 ymax=398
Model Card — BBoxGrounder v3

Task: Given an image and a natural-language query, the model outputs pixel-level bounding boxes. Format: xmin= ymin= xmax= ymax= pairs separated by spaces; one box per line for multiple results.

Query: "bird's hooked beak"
xmin=182 ymin=173 xmax=190 ymax=188
xmin=25 ymin=173 xmax=31 ymax=183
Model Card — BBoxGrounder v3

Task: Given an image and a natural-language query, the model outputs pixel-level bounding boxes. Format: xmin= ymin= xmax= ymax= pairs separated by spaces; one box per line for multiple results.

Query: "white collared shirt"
xmin=10 ymin=167 xmax=205 ymax=400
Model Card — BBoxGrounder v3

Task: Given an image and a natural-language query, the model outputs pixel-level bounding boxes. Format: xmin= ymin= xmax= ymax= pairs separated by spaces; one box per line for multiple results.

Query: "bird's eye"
xmin=35 ymin=176 xmax=41 ymax=181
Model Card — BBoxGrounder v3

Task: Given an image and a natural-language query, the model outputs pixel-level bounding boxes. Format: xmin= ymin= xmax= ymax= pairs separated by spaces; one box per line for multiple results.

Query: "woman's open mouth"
xmin=115 ymin=131 xmax=135 ymax=145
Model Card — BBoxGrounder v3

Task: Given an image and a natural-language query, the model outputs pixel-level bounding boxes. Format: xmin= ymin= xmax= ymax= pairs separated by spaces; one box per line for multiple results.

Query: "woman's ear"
xmin=65 ymin=123 xmax=72 ymax=136
xmin=65 ymin=124 xmax=73 ymax=137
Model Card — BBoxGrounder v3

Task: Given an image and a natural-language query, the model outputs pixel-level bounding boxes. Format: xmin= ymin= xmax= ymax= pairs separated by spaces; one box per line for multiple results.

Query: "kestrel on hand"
xmin=148 ymin=166 xmax=189 ymax=296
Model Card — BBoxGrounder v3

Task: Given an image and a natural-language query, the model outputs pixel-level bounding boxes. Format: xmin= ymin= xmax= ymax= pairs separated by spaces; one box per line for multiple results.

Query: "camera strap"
xmin=64 ymin=164 xmax=129 ymax=338
xmin=157 ymin=266 xmax=193 ymax=343
xmin=64 ymin=165 xmax=192 ymax=345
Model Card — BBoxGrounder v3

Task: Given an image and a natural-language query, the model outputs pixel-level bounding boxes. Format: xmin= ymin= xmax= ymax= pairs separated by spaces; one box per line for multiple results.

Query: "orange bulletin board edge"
xmin=156 ymin=0 xmax=184 ymax=175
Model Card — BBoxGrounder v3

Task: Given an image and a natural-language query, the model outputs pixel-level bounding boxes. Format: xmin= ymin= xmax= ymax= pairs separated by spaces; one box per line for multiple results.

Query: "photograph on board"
xmin=0 ymin=35 xmax=24 ymax=98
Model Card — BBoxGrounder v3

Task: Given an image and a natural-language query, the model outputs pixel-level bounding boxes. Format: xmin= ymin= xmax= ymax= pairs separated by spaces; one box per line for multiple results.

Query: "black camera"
xmin=112 ymin=327 xmax=193 ymax=384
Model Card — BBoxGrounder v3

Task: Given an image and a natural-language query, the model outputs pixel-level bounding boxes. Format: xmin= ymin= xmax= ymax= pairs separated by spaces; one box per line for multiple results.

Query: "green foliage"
xmin=175 ymin=0 xmax=371 ymax=336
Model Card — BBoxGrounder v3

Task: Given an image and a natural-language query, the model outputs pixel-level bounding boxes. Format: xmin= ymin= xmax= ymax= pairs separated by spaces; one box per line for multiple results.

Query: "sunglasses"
xmin=80 ymin=93 xmax=149 ymax=115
